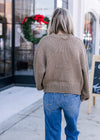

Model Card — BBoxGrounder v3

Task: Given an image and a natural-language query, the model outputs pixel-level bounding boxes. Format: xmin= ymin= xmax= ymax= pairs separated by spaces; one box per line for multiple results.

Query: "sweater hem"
xmin=43 ymin=82 xmax=81 ymax=95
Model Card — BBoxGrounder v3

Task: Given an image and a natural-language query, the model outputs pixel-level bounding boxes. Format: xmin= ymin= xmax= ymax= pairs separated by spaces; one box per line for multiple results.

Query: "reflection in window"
xmin=15 ymin=0 xmax=34 ymax=75
xmin=0 ymin=12 xmax=4 ymax=77
xmin=83 ymin=12 xmax=96 ymax=69
xmin=0 ymin=0 xmax=12 ymax=77
xmin=0 ymin=0 xmax=4 ymax=17
xmin=15 ymin=37 xmax=34 ymax=75
xmin=15 ymin=22 xmax=34 ymax=75
xmin=6 ymin=24 xmax=12 ymax=49
xmin=0 ymin=24 xmax=12 ymax=77
xmin=15 ymin=0 xmax=54 ymax=75
xmin=6 ymin=0 xmax=12 ymax=23
xmin=15 ymin=0 xmax=34 ymax=23
xmin=35 ymin=0 xmax=54 ymax=18
xmin=0 ymin=39 xmax=4 ymax=71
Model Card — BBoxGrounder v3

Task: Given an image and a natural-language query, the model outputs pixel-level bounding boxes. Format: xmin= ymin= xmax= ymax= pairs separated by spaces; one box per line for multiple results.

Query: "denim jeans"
xmin=43 ymin=92 xmax=81 ymax=140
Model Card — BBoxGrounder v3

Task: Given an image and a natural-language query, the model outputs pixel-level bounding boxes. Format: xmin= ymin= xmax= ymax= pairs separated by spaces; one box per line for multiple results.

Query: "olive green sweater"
xmin=34 ymin=33 xmax=89 ymax=101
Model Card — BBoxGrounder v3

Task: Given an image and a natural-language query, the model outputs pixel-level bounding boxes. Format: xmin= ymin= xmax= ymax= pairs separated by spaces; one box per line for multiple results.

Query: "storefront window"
xmin=35 ymin=0 xmax=54 ymax=18
xmin=0 ymin=0 xmax=12 ymax=78
xmin=15 ymin=0 xmax=55 ymax=76
xmin=6 ymin=0 xmax=12 ymax=23
xmin=5 ymin=23 xmax=12 ymax=75
xmin=0 ymin=0 xmax=56 ymax=87
xmin=0 ymin=38 xmax=4 ymax=77
xmin=0 ymin=0 xmax=4 ymax=17
xmin=0 ymin=1 xmax=4 ymax=77
xmin=83 ymin=12 xmax=96 ymax=69
xmin=15 ymin=0 xmax=34 ymax=75
xmin=15 ymin=0 xmax=34 ymax=23
xmin=5 ymin=0 xmax=12 ymax=76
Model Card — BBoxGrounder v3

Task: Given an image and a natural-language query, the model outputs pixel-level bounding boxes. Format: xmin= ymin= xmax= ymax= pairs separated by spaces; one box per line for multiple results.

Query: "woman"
xmin=34 ymin=8 xmax=89 ymax=140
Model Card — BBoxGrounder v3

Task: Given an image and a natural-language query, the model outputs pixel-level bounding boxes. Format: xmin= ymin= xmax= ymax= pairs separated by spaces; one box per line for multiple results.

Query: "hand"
xmin=81 ymin=100 xmax=83 ymax=103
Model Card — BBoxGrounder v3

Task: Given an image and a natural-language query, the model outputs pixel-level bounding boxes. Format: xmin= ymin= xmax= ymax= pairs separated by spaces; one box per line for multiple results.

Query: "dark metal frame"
xmin=54 ymin=0 xmax=57 ymax=9
xmin=12 ymin=0 xmax=15 ymax=77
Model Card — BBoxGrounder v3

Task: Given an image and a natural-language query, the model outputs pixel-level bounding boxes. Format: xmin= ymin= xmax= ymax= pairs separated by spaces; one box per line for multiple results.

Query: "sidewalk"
xmin=0 ymin=86 xmax=100 ymax=140
xmin=0 ymin=86 xmax=43 ymax=134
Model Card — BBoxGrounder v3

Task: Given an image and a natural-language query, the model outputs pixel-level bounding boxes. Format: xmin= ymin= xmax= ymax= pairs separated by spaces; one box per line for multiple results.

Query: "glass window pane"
xmin=5 ymin=23 xmax=12 ymax=75
xmin=15 ymin=23 xmax=33 ymax=75
xmin=15 ymin=19 xmax=48 ymax=75
xmin=35 ymin=0 xmax=54 ymax=18
xmin=0 ymin=39 xmax=4 ymax=61
xmin=0 ymin=1 xmax=12 ymax=78
xmin=5 ymin=51 xmax=12 ymax=75
xmin=0 ymin=61 xmax=5 ymax=77
xmin=6 ymin=0 xmax=12 ymax=23
xmin=15 ymin=0 xmax=35 ymax=76
xmin=5 ymin=24 xmax=12 ymax=49
xmin=15 ymin=0 xmax=23 ymax=23
xmin=0 ymin=0 xmax=4 ymax=77
xmin=0 ymin=47 xmax=4 ymax=77
xmin=15 ymin=45 xmax=34 ymax=76
xmin=0 ymin=37 xmax=4 ymax=77
xmin=0 ymin=38 xmax=4 ymax=50
xmin=15 ymin=0 xmax=34 ymax=23
xmin=83 ymin=12 xmax=96 ymax=69
xmin=0 ymin=0 xmax=4 ymax=17
xmin=0 ymin=23 xmax=12 ymax=78
xmin=15 ymin=10 xmax=22 ymax=23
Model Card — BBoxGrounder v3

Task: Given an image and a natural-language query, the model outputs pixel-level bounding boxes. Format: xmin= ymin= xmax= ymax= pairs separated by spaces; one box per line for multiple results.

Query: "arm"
xmin=33 ymin=40 xmax=46 ymax=90
xmin=80 ymin=42 xmax=90 ymax=101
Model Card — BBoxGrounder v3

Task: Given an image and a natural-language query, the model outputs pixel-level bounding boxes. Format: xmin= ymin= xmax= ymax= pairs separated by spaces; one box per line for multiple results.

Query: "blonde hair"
xmin=48 ymin=8 xmax=74 ymax=35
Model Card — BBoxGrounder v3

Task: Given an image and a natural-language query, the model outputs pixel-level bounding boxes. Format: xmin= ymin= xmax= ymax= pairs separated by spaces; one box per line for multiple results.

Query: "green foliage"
xmin=22 ymin=16 xmax=49 ymax=44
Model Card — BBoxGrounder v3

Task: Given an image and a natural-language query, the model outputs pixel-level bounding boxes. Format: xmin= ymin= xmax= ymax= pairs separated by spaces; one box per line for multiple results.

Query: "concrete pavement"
xmin=0 ymin=86 xmax=43 ymax=135
xmin=0 ymin=87 xmax=100 ymax=140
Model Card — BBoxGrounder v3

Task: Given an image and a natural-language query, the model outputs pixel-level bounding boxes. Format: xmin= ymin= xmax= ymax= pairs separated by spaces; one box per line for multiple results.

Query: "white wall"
xmin=69 ymin=0 xmax=100 ymax=54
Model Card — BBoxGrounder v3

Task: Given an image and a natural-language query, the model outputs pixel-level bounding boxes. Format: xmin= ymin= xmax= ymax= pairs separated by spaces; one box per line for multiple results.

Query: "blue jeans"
xmin=43 ymin=92 xmax=81 ymax=140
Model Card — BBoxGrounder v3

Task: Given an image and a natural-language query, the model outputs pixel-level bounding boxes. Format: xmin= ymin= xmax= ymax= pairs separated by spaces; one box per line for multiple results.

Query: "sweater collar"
xmin=50 ymin=33 xmax=73 ymax=39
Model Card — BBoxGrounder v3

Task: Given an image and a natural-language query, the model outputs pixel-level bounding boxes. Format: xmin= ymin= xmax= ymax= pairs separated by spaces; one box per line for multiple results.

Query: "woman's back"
xmin=34 ymin=33 xmax=89 ymax=99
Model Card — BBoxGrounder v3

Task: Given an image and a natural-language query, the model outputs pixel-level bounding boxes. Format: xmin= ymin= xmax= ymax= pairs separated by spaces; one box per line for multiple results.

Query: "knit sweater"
xmin=34 ymin=33 xmax=90 ymax=101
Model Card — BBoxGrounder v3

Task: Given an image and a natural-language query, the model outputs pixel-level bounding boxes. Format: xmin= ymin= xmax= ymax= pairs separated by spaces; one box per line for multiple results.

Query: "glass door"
xmin=14 ymin=0 xmax=55 ymax=85
xmin=14 ymin=0 xmax=35 ymax=85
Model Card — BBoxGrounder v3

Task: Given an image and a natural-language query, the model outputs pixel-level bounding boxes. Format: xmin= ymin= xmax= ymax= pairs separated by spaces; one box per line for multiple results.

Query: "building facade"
xmin=68 ymin=0 xmax=100 ymax=68
xmin=0 ymin=0 xmax=100 ymax=89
